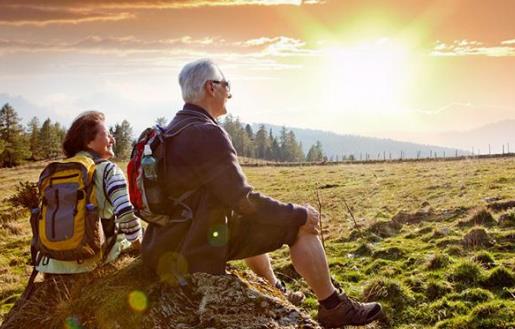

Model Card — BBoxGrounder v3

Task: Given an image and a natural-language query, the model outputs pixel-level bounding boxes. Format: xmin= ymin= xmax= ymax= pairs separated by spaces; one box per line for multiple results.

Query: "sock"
xmin=319 ymin=290 xmax=340 ymax=310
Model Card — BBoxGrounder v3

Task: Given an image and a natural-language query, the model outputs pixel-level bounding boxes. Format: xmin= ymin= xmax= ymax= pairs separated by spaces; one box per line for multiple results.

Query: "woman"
xmin=37 ymin=111 xmax=142 ymax=274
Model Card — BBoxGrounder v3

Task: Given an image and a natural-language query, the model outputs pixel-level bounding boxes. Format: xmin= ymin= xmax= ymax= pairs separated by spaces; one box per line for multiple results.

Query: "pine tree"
xmin=269 ymin=131 xmax=281 ymax=161
xmin=51 ymin=122 xmax=65 ymax=157
xmin=245 ymin=124 xmax=254 ymax=140
xmin=27 ymin=116 xmax=41 ymax=160
xmin=306 ymin=141 xmax=324 ymax=162
xmin=0 ymin=103 xmax=30 ymax=167
xmin=38 ymin=118 xmax=61 ymax=159
xmin=254 ymin=125 xmax=269 ymax=159
xmin=110 ymin=120 xmax=133 ymax=160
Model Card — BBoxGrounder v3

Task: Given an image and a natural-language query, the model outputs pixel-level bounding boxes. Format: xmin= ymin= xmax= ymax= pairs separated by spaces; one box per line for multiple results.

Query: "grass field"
xmin=1 ymin=157 xmax=514 ymax=328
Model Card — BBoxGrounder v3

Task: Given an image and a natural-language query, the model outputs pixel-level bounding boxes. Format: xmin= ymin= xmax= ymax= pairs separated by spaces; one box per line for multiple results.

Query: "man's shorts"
xmin=226 ymin=214 xmax=302 ymax=261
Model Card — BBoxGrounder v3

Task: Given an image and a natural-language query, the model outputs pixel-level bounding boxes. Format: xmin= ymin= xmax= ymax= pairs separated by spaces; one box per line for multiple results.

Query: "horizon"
xmin=1 ymin=0 xmax=514 ymax=151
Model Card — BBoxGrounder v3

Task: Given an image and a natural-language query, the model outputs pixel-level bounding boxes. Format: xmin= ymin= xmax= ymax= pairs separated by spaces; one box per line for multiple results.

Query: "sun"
xmin=320 ymin=39 xmax=412 ymax=114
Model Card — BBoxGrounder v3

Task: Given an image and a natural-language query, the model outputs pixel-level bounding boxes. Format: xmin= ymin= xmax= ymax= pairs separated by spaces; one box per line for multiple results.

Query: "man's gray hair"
xmin=179 ymin=58 xmax=223 ymax=103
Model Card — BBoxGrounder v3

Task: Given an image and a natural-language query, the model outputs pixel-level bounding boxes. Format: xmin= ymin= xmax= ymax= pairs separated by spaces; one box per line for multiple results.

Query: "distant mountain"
xmin=251 ymin=123 xmax=468 ymax=160
xmin=435 ymin=120 xmax=515 ymax=155
xmin=376 ymin=120 xmax=515 ymax=155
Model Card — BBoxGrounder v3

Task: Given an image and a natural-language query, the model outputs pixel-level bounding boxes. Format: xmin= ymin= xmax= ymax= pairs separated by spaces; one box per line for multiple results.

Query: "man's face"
xmin=210 ymin=71 xmax=231 ymax=117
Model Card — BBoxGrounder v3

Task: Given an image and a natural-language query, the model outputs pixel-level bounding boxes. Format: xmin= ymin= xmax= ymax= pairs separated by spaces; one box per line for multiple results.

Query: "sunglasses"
xmin=211 ymin=80 xmax=231 ymax=91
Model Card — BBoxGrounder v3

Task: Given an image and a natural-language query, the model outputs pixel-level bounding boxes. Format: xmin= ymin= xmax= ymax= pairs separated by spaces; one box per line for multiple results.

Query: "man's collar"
xmin=183 ymin=103 xmax=217 ymax=123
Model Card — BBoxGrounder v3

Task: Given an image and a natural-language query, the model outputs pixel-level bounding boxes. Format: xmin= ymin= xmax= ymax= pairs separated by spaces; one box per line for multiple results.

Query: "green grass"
xmin=1 ymin=157 xmax=514 ymax=328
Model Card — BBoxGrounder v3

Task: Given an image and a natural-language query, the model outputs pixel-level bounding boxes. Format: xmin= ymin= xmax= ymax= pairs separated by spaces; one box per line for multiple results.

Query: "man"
xmin=142 ymin=59 xmax=383 ymax=327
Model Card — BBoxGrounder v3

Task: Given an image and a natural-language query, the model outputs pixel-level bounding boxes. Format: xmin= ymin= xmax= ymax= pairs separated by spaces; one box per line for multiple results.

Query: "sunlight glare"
xmin=321 ymin=38 xmax=412 ymax=114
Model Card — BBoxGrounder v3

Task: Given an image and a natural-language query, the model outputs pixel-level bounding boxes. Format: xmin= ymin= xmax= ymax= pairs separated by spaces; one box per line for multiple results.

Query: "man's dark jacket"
xmin=141 ymin=103 xmax=306 ymax=276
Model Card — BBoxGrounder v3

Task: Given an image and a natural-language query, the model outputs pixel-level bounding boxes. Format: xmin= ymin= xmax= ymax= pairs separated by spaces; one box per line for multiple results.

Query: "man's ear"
xmin=205 ymin=81 xmax=215 ymax=96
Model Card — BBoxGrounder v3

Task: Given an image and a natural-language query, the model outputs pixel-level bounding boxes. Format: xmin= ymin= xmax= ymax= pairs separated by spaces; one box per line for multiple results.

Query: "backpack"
xmin=127 ymin=124 xmax=197 ymax=226
xmin=30 ymin=153 xmax=115 ymax=264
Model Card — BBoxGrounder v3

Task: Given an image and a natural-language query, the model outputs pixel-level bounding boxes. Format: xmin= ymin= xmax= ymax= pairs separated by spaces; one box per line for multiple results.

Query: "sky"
xmin=0 ymin=0 xmax=514 ymax=147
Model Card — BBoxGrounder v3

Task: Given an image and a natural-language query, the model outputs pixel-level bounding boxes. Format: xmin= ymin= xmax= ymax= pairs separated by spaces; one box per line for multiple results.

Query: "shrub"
xmin=448 ymin=261 xmax=483 ymax=290
xmin=372 ymin=246 xmax=405 ymax=260
xmin=462 ymin=228 xmax=493 ymax=248
xmin=498 ymin=211 xmax=515 ymax=228
xmin=425 ymin=279 xmax=452 ymax=301
xmin=418 ymin=297 xmax=469 ymax=324
xmin=472 ymin=251 xmax=496 ymax=268
xmin=467 ymin=300 xmax=515 ymax=328
xmin=6 ymin=181 xmax=39 ymax=210
xmin=367 ymin=220 xmax=402 ymax=238
xmin=482 ymin=267 xmax=515 ymax=289
xmin=447 ymin=288 xmax=493 ymax=304
xmin=436 ymin=237 xmax=462 ymax=248
xmin=426 ymin=253 xmax=451 ymax=270
xmin=445 ymin=245 xmax=464 ymax=256
xmin=403 ymin=276 xmax=425 ymax=293
xmin=362 ymin=277 xmax=414 ymax=309
xmin=459 ymin=208 xmax=496 ymax=227
xmin=354 ymin=243 xmax=373 ymax=256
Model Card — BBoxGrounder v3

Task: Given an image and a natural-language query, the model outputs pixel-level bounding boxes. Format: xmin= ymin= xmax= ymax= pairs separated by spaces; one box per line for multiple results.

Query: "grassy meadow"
xmin=1 ymin=157 xmax=514 ymax=328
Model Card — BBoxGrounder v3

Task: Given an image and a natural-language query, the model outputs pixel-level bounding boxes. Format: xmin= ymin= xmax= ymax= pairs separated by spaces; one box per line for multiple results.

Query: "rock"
xmin=2 ymin=259 xmax=321 ymax=329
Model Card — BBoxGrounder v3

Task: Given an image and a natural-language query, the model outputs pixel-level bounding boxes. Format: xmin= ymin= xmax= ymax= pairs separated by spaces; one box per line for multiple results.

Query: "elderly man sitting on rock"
xmin=142 ymin=58 xmax=384 ymax=328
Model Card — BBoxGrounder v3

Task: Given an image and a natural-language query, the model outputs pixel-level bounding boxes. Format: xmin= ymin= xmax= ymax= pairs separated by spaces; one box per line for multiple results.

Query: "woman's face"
xmin=87 ymin=121 xmax=115 ymax=159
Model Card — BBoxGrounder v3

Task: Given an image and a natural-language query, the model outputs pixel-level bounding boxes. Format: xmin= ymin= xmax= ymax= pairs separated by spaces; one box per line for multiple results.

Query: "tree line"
xmin=0 ymin=103 xmax=134 ymax=168
xmin=0 ymin=103 xmax=325 ymax=168
xmin=221 ymin=115 xmax=325 ymax=162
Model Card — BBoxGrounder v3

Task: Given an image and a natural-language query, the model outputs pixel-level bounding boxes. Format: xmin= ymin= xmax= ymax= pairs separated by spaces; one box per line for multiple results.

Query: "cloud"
xmin=0 ymin=35 xmax=315 ymax=58
xmin=0 ymin=0 xmax=324 ymax=26
xmin=0 ymin=6 xmax=134 ymax=26
xmin=431 ymin=39 xmax=515 ymax=57
xmin=0 ymin=35 xmax=313 ymax=75
xmin=0 ymin=36 xmax=223 ymax=54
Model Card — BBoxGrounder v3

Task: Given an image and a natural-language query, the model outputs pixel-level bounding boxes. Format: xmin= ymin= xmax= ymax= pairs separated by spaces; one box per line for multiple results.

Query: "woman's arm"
xmin=103 ymin=162 xmax=143 ymax=242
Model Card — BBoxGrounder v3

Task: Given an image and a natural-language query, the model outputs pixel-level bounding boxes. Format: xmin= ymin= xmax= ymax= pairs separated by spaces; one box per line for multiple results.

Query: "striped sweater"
xmin=98 ymin=161 xmax=142 ymax=242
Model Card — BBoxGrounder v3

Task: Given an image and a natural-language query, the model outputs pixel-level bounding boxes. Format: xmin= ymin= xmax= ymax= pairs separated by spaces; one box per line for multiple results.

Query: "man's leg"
xmin=289 ymin=231 xmax=336 ymax=300
xmin=245 ymin=253 xmax=305 ymax=306
xmin=244 ymin=254 xmax=278 ymax=286
xmin=290 ymin=230 xmax=383 ymax=327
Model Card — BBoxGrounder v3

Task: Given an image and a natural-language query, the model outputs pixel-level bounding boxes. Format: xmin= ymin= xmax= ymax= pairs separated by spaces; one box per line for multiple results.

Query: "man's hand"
xmin=299 ymin=204 xmax=320 ymax=235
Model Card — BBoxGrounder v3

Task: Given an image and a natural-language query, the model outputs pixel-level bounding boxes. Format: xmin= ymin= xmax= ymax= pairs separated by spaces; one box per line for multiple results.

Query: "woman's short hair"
xmin=62 ymin=111 xmax=105 ymax=157
xmin=179 ymin=58 xmax=223 ymax=103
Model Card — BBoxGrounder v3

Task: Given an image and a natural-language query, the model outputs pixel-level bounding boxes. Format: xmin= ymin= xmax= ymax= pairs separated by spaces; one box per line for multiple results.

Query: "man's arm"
xmin=191 ymin=125 xmax=306 ymax=227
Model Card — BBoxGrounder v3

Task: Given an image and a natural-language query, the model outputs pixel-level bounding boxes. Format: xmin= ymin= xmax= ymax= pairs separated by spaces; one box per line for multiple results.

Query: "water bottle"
xmin=141 ymin=145 xmax=158 ymax=181
xmin=141 ymin=144 xmax=161 ymax=209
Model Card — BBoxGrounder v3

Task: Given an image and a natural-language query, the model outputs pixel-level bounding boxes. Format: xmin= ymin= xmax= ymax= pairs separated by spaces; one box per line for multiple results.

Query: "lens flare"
xmin=208 ymin=224 xmax=228 ymax=247
xmin=128 ymin=290 xmax=148 ymax=313
xmin=156 ymin=252 xmax=189 ymax=286
xmin=64 ymin=316 xmax=82 ymax=329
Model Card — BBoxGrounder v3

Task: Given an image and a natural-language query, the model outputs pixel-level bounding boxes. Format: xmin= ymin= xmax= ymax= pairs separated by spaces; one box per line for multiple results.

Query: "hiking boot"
xmin=275 ymin=280 xmax=305 ymax=306
xmin=317 ymin=292 xmax=383 ymax=328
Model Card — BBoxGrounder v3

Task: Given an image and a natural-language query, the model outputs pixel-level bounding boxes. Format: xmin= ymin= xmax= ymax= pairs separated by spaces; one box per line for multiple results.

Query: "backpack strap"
xmin=97 ymin=160 xmax=113 ymax=207
xmin=18 ymin=252 xmax=43 ymax=302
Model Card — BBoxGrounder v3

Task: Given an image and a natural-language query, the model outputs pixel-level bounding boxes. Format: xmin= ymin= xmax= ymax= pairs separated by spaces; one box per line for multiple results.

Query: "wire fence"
xmin=239 ymin=152 xmax=515 ymax=167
